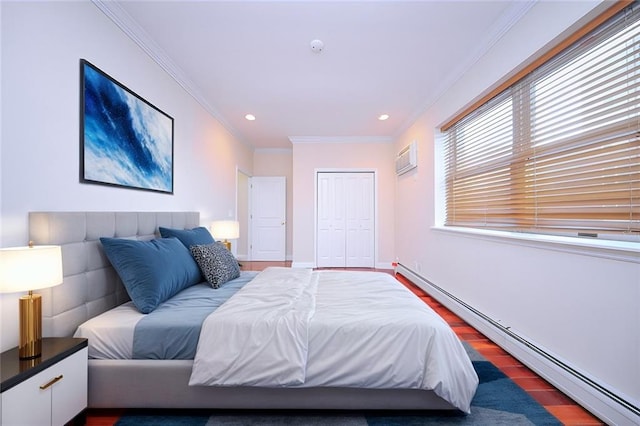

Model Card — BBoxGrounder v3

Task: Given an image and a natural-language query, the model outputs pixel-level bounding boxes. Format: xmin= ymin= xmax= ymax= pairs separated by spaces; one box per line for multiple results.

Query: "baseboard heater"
xmin=396 ymin=263 xmax=639 ymax=426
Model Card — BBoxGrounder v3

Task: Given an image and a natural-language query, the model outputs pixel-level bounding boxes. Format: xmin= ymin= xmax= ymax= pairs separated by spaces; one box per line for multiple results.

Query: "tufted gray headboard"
xmin=28 ymin=211 xmax=200 ymax=338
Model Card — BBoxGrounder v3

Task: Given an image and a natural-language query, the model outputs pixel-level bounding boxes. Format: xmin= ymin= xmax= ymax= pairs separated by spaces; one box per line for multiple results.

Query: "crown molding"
xmin=289 ymin=136 xmax=393 ymax=145
xmin=254 ymin=148 xmax=293 ymax=154
xmin=393 ymin=0 xmax=537 ymax=139
xmin=90 ymin=0 xmax=251 ymax=148
xmin=92 ymin=0 xmax=536 ymax=150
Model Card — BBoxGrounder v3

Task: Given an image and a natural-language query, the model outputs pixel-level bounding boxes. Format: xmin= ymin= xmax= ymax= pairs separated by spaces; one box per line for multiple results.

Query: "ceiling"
xmin=101 ymin=1 xmax=535 ymax=150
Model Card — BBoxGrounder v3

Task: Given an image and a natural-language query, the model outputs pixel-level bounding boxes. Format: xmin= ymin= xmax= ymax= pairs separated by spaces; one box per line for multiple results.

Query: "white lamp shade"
xmin=210 ymin=220 xmax=240 ymax=240
xmin=0 ymin=245 xmax=63 ymax=293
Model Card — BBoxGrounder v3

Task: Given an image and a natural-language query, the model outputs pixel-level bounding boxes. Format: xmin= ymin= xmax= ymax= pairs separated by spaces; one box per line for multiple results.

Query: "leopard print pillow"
xmin=190 ymin=242 xmax=240 ymax=288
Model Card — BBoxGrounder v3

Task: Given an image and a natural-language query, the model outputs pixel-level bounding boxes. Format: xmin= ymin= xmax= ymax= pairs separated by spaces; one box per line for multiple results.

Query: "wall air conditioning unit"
xmin=396 ymin=141 xmax=417 ymax=175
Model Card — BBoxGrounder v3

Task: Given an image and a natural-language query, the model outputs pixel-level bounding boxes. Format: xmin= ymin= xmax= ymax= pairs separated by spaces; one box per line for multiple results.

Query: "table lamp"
xmin=210 ymin=220 xmax=239 ymax=251
xmin=0 ymin=243 xmax=63 ymax=359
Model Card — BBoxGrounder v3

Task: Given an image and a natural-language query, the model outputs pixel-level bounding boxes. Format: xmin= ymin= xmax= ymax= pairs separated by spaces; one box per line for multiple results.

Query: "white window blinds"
xmin=444 ymin=3 xmax=639 ymax=239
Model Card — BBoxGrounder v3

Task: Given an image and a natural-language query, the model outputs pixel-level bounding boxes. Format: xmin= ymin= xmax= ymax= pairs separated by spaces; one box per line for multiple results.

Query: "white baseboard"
xmin=289 ymin=261 xmax=394 ymax=269
xmin=291 ymin=261 xmax=315 ymax=268
xmin=236 ymin=254 xmax=292 ymax=262
xmin=397 ymin=264 xmax=640 ymax=426
xmin=376 ymin=261 xmax=395 ymax=270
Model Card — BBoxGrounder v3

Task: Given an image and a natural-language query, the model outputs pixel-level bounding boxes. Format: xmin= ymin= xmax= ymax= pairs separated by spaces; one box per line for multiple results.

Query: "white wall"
xmin=395 ymin=0 xmax=639 ymax=420
xmin=236 ymin=170 xmax=250 ymax=260
xmin=292 ymin=142 xmax=395 ymax=268
xmin=0 ymin=1 xmax=253 ymax=351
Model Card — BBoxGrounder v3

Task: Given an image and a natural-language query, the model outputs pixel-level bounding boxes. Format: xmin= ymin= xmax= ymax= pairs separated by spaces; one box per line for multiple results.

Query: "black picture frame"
xmin=80 ymin=59 xmax=174 ymax=194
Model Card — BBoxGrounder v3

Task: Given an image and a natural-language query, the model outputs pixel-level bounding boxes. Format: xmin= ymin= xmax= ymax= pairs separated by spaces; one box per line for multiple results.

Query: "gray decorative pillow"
xmin=190 ymin=242 xmax=240 ymax=288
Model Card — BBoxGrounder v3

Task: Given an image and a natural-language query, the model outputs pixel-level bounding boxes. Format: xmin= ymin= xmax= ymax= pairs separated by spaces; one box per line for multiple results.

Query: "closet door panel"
xmin=345 ymin=173 xmax=374 ymax=268
xmin=317 ymin=173 xmax=346 ymax=267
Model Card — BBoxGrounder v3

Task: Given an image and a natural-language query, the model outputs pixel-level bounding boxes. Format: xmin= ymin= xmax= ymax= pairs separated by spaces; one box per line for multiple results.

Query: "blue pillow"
xmin=100 ymin=237 xmax=202 ymax=314
xmin=158 ymin=226 xmax=215 ymax=248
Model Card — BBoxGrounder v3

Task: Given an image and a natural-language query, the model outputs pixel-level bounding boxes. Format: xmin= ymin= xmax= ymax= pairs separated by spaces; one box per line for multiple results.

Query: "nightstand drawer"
xmin=2 ymin=347 xmax=88 ymax=426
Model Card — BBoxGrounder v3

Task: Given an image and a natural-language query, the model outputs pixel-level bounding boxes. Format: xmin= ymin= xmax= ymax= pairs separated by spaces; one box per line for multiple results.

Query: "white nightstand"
xmin=1 ymin=337 xmax=88 ymax=426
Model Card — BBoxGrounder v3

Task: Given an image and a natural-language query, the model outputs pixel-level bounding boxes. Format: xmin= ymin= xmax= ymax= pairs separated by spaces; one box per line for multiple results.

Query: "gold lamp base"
xmin=18 ymin=291 xmax=42 ymax=360
xmin=222 ymin=240 xmax=231 ymax=251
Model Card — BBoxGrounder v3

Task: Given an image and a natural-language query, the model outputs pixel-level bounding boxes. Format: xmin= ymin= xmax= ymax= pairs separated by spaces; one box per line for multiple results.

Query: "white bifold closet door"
xmin=317 ymin=172 xmax=374 ymax=268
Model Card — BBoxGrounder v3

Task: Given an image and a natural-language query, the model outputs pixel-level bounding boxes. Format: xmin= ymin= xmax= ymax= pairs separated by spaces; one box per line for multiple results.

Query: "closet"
xmin=316 ymin=172 xmax=375 ymax=268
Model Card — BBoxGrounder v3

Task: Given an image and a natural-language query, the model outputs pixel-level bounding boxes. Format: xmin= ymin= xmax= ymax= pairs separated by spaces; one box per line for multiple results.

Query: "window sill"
xmin=431 ymin=226 xmax=640 ymax=263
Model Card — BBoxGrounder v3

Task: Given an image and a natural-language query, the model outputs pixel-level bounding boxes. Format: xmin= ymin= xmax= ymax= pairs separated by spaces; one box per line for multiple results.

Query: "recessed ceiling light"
xmin=378 ymin=114 xmax=389 ymax=121
xmin=245 ymin=114 xmax=256 ymax=121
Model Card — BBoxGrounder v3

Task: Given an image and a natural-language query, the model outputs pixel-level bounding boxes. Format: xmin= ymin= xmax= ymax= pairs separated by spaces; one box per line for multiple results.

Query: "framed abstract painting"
xmin=80 ymin=59 xmax=174 ymax=194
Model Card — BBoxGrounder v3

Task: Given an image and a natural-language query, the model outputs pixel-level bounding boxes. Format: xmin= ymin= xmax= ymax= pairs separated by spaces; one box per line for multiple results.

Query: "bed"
xmin=29 ymin=211 xmax=478 ymax=412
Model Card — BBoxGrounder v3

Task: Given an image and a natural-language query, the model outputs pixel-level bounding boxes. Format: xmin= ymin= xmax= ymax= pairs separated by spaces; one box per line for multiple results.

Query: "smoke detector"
xmin=310 ymin=39 xmax=324 ymax=53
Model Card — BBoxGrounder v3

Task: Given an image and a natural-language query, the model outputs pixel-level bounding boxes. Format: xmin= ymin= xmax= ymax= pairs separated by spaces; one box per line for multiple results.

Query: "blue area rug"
xmin=116 ymin=344 xmax=560 ymax=426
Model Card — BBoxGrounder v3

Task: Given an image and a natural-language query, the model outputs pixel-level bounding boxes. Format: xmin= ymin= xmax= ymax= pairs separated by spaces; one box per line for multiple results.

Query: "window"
xmin=443 ymin=3 xmax=639 ymax=240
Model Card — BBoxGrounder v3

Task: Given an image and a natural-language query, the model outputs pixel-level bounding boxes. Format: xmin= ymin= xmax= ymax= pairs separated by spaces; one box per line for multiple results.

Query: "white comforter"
xmin=189 ymin=267 xmax=478 ymax=413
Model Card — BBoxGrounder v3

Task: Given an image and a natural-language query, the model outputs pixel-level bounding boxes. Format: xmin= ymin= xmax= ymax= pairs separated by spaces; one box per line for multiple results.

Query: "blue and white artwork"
xmin=81 ymin=60 xmax=173 ymax=193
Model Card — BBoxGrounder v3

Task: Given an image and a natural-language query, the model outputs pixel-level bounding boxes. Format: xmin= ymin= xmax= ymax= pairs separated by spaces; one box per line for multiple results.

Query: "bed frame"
xmin=29 ymin=211 xmax=455 ymax=410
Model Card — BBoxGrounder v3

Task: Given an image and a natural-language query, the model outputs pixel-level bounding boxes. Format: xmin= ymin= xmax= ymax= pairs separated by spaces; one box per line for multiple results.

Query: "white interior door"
xmin=317 ymin=172 xmax=375 ymax=268
xmin=250 ymin=176 xmax=286 ymax=261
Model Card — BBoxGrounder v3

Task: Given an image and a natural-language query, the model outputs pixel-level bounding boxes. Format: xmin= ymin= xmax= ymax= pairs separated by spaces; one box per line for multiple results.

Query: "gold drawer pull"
xmin=39 ymin=375 xmax=63 ymax=390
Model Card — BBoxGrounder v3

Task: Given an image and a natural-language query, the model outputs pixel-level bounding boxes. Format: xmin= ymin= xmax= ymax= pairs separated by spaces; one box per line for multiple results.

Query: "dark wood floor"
xmin=84 ymin=262 xmax=603 ymax=426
